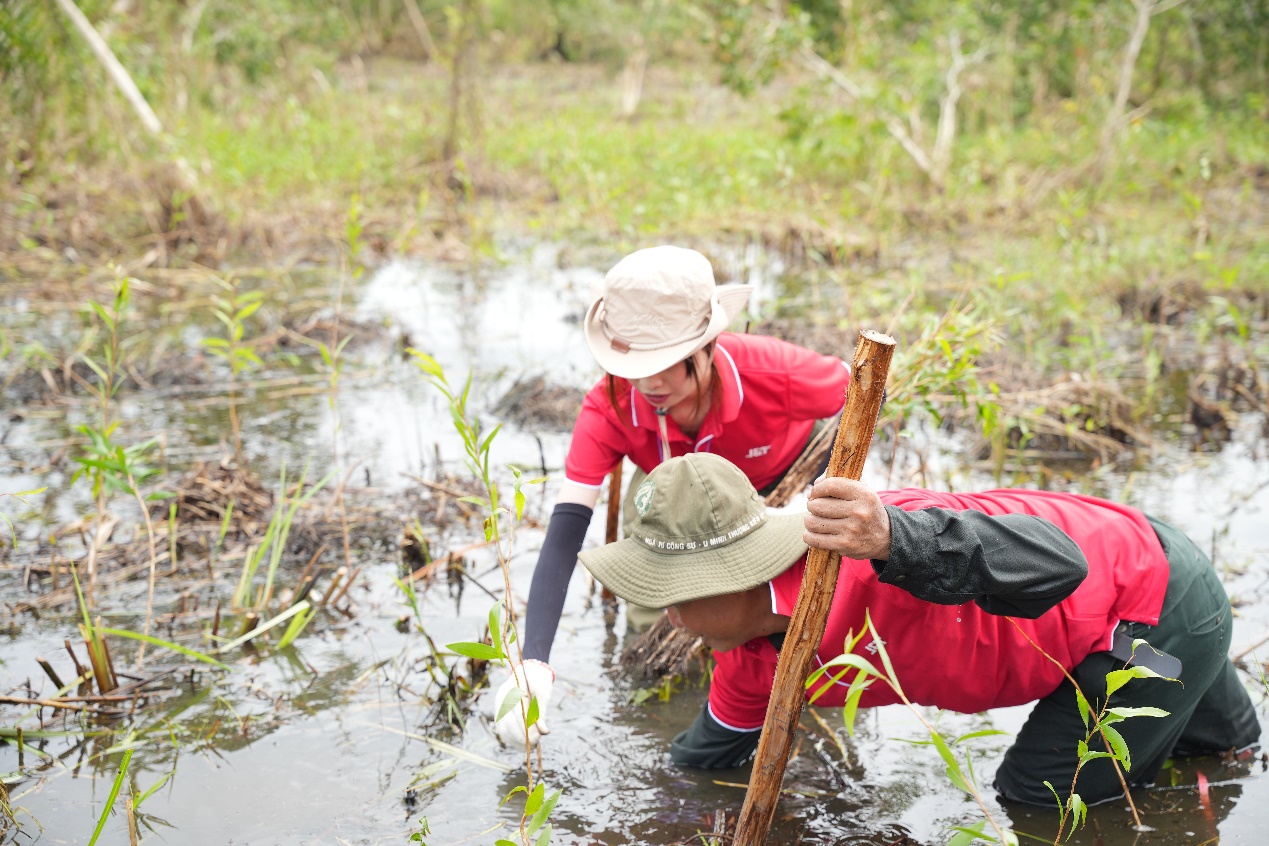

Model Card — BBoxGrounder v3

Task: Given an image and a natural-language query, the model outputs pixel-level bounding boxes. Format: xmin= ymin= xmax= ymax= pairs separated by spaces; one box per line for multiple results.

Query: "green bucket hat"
xmin=578 ymin=453 xmax=808 ymax=608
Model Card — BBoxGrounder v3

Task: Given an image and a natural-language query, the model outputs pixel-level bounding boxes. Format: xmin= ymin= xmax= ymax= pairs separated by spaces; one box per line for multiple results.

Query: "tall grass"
xmin=231 ymin=463 xmax=332 ymax=611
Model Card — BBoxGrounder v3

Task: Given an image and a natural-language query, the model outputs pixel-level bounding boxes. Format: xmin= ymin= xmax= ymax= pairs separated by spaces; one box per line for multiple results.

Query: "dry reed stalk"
xmin=295 ymin=545 xmax=327 ymax=590
xmin=64 ymin=639 xmax=90 ymax=694
xmin=101 ymin=626 xmax=119 ymax=690
xmin=127 ymin=798 xmax=140 ymax=846
xmin=711 ymin=809 xmax=728 ymax=841
xmin=327 ymin=566 xmax=361 ymax=609
xmin=83 ymin=513 xmax=119 ymax=587
xmin=235 ymin=613 xmax=259 ymax=642
xmin=320 ymin=567 xmax=348 ymax=606
xmin=0 ymin=696 xmax=87 ymax=712
xmin=324 ymin=463 xmax=358 ymax=577
xmin=35 ymin=658 xmax=65 ymax=691
xmin=79 ymin=621 xmax=116 ymax=693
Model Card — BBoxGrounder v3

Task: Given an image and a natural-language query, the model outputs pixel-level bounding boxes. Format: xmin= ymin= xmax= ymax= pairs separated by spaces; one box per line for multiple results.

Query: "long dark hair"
xmin=605 ymin=341 xmax=721 ymax=426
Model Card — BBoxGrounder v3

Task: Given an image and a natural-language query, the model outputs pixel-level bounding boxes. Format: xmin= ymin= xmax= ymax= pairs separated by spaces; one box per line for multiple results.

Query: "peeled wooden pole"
xmin=733 ymin=329 xmax=896 ymax=845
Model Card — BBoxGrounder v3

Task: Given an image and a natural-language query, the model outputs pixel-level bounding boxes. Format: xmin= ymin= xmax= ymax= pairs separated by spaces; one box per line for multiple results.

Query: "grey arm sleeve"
xmin=522 ymin=502 xmax=593 ymax=663
xmin=875 ymin=506 xmax=1088 ymax=619
xmin=670 ymin=703 xmax=761 ymax=770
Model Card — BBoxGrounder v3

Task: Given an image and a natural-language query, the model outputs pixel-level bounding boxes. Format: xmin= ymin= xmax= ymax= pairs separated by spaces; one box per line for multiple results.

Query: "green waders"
xmin=994 ymin=516 xmax=1261 ymax=805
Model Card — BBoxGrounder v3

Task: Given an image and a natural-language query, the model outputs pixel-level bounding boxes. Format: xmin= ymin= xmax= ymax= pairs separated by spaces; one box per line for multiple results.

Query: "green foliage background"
xmin=1 ymin=0 xmax=1265 ymax=275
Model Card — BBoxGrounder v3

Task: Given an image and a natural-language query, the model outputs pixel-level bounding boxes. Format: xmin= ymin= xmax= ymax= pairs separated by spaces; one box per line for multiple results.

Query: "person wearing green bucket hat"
xmin=578 ymin=452 xmax=1260 ymax=806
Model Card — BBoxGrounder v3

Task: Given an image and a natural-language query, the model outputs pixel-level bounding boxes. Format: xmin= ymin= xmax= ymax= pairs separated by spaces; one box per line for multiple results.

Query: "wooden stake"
xmin=605 ymin=462 xmax=623 ymax=546
xmin=601 ymin=463 xmax=622 ymax=616
xmin=733 ymin=329 xmax=895 ymax=845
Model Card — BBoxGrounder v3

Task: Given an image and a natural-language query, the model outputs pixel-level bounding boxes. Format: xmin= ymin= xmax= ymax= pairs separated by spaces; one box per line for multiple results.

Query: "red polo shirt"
xmin=563 ymin=333 xmax=851 ymax=490
xmin=707 ymin=489 xmax=1171 ymax=731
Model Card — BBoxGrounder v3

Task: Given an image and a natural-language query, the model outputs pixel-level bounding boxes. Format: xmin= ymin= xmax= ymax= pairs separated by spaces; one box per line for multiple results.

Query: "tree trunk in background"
xmin=932 ymin=32 xmax=986 ymax=188
xmin=998 ymin=13 xmax=1018 ymax=130
xmin=1100 ymin=0 xmax=1153 ymax=167
xmin=619 ymin=41 xmax=648 ymax=119
xmin=1100 ymin=0 xmax=1192 ymax=170
xmin=442 ymin=0 xmax=481 ymax=163
xmin=404 ymin=0 xmax=439 ymax=62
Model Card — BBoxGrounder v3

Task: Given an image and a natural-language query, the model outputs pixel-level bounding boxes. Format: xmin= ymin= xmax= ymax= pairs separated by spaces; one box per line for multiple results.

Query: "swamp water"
xmin=1 ymin=243 xmax=1267 ymax=845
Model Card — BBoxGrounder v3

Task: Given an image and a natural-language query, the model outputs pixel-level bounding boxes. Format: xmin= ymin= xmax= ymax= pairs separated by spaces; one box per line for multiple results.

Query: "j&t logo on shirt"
xmin=864 ymin=639 xmax=886 ymax=655
xmin=745 ymin=444 xmax=771 ymax=458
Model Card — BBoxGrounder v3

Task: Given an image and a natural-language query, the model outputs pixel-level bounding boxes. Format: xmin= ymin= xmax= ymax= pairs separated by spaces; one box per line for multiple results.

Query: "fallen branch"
xmin=52 ymin=0 xmax=202 ymax=195
xmin=51 ymin=0 xmax=162 ymax=135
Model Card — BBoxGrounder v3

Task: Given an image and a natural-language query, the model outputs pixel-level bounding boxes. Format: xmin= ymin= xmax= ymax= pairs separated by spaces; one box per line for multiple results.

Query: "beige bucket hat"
xmin=578 ymin=453 xmax=808 ymax=608
xmin=583 ymin=246 xmax=753 ymax=380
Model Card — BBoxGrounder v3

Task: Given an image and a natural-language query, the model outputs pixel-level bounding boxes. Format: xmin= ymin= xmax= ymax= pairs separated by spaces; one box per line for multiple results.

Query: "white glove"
xmin=491 ymin=660 xmax=555 ymax=748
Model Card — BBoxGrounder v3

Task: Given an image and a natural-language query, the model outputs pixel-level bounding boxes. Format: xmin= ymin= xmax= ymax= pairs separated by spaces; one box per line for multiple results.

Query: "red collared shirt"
xmin=707 ymin=488 xmax=1171 ymax=731
xmin=563 ymin=333 xmax=851 ymax=490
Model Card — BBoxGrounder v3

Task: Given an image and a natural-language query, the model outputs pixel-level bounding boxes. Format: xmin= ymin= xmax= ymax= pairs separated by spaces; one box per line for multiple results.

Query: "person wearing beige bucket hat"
xmin=581 ymin=245 xmax=753 ymax=382
xmin=489 ymin=245 xmax=852 ymax=748
xmin=578 ymin=452 xmax=1259 ymax=806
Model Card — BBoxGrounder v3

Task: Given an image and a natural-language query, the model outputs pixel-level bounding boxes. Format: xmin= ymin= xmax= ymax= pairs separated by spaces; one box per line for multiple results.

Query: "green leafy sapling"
xmin=408 ymin=815 xmax=431 ymax=844
xmin=71 ymin=275 xmax=163 ymax=586
xmin=201 ymin=275 xmax=264 ymax=461
xmin=1044 ymin=638 xmax=1177 ymax=842
xmin=407 ymin=349 xmax=555 ymax=846
xmin=808 ymin=612 xmax=1018 ymax=846
xmin=496 ymin=779 xmax=560 ymax=846
xmin=73 ymin=276 xmax=162 ymax=503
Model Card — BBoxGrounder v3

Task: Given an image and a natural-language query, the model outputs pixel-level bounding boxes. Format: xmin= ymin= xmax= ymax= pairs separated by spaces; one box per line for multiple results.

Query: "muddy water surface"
xmin=1 ymin=244 xmax=1267 ymax=845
